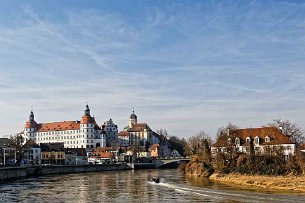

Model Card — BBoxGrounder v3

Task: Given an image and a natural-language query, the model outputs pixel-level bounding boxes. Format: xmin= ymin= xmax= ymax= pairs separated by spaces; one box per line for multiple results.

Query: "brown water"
xmin=0 ymin=169 xmax=304 ymax=202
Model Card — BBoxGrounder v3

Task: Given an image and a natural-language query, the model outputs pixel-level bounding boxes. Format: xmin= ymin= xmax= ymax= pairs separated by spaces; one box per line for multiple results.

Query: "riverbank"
xmin=0 ymin=164 xmax=132 ymax=183
xmin=210 ymin=173 xmax=305 ymax=192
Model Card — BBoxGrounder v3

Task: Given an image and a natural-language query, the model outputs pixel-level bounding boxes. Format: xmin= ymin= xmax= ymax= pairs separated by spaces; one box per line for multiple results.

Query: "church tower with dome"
xmin=128 ymin=110 xmax=137 ymax=128
xmin=118 ymin=109 xmax=159 ymax=147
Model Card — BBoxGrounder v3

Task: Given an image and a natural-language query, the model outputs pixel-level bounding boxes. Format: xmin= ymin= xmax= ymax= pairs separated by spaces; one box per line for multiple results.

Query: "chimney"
xmin=226 ymin=129 xmax=230 ymax=136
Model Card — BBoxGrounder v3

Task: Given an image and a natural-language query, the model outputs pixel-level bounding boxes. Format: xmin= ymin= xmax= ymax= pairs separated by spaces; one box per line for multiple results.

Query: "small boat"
xmin=150 ymin=176 xmax=161 ymax=183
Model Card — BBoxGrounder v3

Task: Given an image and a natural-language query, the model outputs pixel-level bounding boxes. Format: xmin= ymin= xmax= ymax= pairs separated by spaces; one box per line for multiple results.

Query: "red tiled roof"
xmin=80 ymin=115 xmax=96 ymax=124
xmin=213 ymin=127 xmax=294 ymax=147
xmin=25 ymin=120 xmax=37 ymax=128
xmin=149 ymin=144 xmax=159 ymax=150
xmin=118 ymin=131 xmax=129 ymax=137
xmin=36 ymin=121 xmax=80 ymax=132
xmin=92 ymin=152 xmax=114 ymax=159
xmin=129 ymin=123 xmax=150 ymax=132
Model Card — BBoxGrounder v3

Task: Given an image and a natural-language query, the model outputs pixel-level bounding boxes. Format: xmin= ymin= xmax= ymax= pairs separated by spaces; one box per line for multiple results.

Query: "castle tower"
xmin=128 ymin=110 xmax=137 ymax=128
xmin=24 ymin=110 xmax=37 ymax=143
xmin=80 ymin=104 xmax=106 ymax=148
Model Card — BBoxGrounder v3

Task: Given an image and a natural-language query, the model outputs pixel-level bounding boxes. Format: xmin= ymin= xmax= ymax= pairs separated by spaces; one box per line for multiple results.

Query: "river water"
xmin=0 ymin=169 xmax=304 ymax=202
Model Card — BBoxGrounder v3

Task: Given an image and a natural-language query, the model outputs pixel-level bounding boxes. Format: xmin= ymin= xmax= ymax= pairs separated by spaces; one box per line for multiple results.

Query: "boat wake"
xmin=148 ymin=180 xmax=301 ymax=203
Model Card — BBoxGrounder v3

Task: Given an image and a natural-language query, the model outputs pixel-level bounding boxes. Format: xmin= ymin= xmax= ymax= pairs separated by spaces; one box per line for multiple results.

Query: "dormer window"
xmin=265 ymin=136 xmax=270 ymax=142
xmin=246 ymin=137 xmax=251 ymax=144
xmin=255 ymin=136 xmax=259 ymax=145
xmin=227 ymin=138 xmax=231 ymax=144
xmin=235 ymin=138 xmax=240 ymax=146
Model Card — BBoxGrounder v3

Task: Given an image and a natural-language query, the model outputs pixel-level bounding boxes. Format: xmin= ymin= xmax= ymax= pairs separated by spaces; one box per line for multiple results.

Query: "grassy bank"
xmin=209 ymin=173 xmax=305 ymax=192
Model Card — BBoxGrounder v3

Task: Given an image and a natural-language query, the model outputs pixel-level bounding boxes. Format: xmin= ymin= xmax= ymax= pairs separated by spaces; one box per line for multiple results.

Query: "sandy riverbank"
xmin=209 ymin=173 xmax=305 ymax=192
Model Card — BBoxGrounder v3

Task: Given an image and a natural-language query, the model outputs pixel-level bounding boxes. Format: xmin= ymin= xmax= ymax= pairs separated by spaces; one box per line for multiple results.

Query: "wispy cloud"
xmin=0 ymin=1 xmax=305 ymax=138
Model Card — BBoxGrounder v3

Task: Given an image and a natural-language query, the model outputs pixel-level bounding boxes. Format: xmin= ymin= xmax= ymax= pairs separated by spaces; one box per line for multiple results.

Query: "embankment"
xmin=182 ymin=162 xmax=214 ymax=178
xmin=0 ymin=164 xmax=131 ymax=183
xmin=210 ymin=173 xmax=305 ymax=192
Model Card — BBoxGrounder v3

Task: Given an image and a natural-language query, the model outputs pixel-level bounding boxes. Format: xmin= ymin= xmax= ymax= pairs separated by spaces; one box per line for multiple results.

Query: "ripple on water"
xmin=1 ymin=170 xmax=305 ymax=203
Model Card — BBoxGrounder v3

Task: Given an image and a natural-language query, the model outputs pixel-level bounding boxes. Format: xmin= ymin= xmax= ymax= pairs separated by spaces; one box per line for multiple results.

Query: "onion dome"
xmin=25 ymin=111 xmax=37 ymax=128
xmin=81 ymin=104 xmax=94 ymax=124
xmin=130 ymin=110 xmax=137 ymax=119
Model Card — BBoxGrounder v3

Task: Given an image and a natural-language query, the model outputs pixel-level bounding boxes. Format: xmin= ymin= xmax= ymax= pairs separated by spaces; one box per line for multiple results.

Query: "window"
xmin=265 ymin=136 xmax=270 ymax=142
xmin=235 ymin=138 xmax=240 ymax=146
xmin=227 ymin=138 xmax=231 ymax=144
xmin=255 ymin=136 xmax=259 ymax=145
xmin=246 ymin=137 xmax=251 ymax=144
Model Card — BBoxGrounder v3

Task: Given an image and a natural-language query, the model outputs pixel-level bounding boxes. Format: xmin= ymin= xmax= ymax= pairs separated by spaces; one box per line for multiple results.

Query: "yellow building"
xmin=41 ymin=143 xmax=65 ymax=165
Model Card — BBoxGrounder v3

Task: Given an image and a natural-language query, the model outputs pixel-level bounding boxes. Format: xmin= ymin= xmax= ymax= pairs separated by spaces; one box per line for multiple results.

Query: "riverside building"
xmin=22 ymin=105 xmax=106 ymax=149
xmin=212 ymin=126 xmax=295 ymax=159
xmin=102 ymin=118 xmax=119 ymax=147
xmin=118 ymin=111 xmax=154 ymax=147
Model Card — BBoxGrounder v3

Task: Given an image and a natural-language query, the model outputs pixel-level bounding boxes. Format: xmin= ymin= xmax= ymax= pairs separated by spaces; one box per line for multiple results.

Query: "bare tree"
xmin=215 ymin=123 xmax=238 ymax=141
xmin=185 ymin=131 xmax=212 ymax=163
xmin=268 ymin=119 xmax=305 ymax=146
xmin=8 ymin=134 xmax=26 ymax=164
xmin=156 ymin=128 xmax=168 ymax=137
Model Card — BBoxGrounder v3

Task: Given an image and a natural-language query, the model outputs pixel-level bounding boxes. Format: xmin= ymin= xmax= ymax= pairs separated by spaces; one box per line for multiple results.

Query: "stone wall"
xmin=0 ymin=164 xmax=131 ymax=183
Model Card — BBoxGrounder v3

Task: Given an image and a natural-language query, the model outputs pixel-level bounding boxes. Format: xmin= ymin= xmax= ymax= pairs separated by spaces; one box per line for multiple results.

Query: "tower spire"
xmin=85 ymin=103 xmax=90 ymax=116
xmin=29 ymin=109 xmax=35 ymax=121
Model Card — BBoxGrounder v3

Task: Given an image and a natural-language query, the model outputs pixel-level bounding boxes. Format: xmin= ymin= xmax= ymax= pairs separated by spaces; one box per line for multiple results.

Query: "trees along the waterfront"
xmin=184 ymin=131 xmax=212 ymax=163
xmin=213 ymin=123 xmax=239 ymax=173
xmin=8 ymin=134 xmax=26 ymax=165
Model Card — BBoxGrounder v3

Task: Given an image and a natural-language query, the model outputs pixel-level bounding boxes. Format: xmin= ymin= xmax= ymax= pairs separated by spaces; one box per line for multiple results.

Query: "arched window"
xmin=246 ymin=137 xmax=251 ymax=144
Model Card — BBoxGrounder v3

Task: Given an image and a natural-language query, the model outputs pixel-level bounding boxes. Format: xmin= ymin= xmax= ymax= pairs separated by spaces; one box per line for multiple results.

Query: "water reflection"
xmin=0 ymin=169 xmax=304 ymax=203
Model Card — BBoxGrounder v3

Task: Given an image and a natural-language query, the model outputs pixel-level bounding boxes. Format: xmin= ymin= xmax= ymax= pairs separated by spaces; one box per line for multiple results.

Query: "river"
xmin=0 ymin=169 xmax=304 ymax=202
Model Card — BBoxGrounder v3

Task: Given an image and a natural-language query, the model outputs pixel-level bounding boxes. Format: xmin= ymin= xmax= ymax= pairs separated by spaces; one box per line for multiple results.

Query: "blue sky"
xmin=1 ymin=0 xmax=305 ymax=139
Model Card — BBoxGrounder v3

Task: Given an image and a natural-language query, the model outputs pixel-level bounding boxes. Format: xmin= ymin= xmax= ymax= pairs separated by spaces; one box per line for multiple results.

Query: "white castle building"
xmin=22 ymin=105 xmax=106 ymax=149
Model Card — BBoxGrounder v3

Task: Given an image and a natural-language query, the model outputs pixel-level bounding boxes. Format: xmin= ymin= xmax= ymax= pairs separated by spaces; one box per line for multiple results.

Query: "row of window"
xmin=64 ymin=140 xmax=94 ymax=144
xmin=64 ymin=145 xmax=95 ymax=149
xmin=42 ymin=154 xmax=64 ymax=159
xmin=35 ymin=134 xmax=104 ymax=141
xmin=33 ymin=129 xmax=98 ymax=136
xmin=229 ymin=136 xmax=271 ymax=145
xmin=80 ymin=124 xmax=95 ymax=128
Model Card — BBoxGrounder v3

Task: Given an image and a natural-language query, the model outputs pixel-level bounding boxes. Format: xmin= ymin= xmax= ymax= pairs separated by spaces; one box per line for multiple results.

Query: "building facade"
xmin=118 ymin=111 xmax=156 ymax=147
xmin=213 ymin=127 xmax=295 ymax=159
xmin=22 ymin=105 xmax=106 ymax=149
xmin=21 ymin=139 xmax=41 ymax=166
xmin=40 ymin=143 xmax=65 ymax=165
xmin=102 ymin=119 xmax=118 ymax=147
